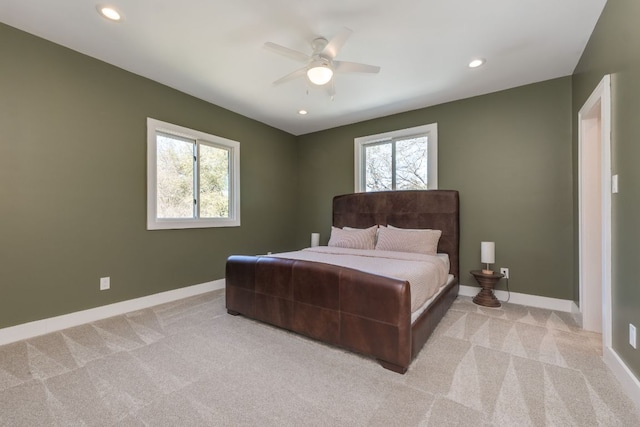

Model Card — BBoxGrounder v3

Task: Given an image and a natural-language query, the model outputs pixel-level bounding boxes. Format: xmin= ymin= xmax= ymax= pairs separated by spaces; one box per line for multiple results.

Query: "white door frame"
xmin=578 ymin=74 xmax=612 ymax=346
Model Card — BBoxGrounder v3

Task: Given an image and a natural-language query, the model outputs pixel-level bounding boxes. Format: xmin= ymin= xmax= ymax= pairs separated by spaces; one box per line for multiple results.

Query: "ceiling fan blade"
xmin=334 ymin=61 xmax=380 ymax=74
xmin=272 ymin=67 xmax=307 ymax=86
xmin=263 ymin=42 xmax=310 ymax=63
xmin=322 ymin=27 xmax=353 ymax=58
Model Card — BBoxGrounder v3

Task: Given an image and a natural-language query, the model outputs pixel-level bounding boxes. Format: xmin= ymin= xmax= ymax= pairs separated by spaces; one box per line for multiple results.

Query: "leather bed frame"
xmin=225 ymin=190 xmax=459 ymax=373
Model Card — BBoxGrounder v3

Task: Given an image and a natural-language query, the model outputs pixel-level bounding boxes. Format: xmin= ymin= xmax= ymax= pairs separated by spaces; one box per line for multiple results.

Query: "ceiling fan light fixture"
xmin=307 ymin=62 xmax=333 ymax=85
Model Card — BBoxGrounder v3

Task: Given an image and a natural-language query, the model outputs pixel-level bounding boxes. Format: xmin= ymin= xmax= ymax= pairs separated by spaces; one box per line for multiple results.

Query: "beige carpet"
xmin=0 ymin=290 xmax=638 ymax=426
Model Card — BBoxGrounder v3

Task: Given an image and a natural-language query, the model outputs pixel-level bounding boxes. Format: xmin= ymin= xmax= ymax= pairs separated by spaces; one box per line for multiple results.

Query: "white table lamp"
xmin=481 ymin=241 xmax=495 ymax=275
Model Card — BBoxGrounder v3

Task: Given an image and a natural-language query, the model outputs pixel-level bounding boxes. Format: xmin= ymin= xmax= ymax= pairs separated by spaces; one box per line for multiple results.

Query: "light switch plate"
xmin=612 ymin=174 xmax=619 ymax=193
xmin=630 ymin=324 xmax=637 ymax=349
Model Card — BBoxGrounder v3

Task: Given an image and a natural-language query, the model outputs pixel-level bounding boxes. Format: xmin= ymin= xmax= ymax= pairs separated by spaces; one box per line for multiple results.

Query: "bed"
xmin=225 ymin=190 xmax=459 ymax=373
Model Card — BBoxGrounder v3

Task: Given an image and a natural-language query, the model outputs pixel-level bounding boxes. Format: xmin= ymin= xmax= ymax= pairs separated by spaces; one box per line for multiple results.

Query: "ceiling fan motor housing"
xmin=311 ymin=37 xmax=329 ymax=53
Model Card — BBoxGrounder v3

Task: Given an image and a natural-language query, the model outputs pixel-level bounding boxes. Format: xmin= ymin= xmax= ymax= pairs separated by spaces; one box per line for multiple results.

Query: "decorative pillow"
xmin=387 ymin=224 xmax=427 ymax=231
xmin=375 ymin=226 xmax=442 ymax=255
xmin=343 ymin=225 xmax=386 ymax=230
xmin=328 ymin=225 xmax=377 ymax=250
xmin=343 ymin=225 xmax=385 ymax=245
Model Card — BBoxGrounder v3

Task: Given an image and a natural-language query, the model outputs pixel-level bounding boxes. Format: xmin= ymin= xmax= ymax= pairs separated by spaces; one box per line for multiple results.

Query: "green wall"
xmin=572 ymin=0 xmax=640 ymax=378
xmin=0 ymin=23 xmax=299 ymax=329
xmin=296 ymin=77 xmax=574 ymax=298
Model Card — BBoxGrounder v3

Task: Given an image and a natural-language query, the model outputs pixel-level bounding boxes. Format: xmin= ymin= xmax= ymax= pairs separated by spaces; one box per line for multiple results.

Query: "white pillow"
xmin=375 ymin=226 xmax=442 ymax=255
xmin=343 ymin=225 xmax=386 ymax=230
xmin=328 ymin=225 xmax=377 ymax=250
xmin=343 ymin=225 xmax=385 ymax=244
xmin=387 ymin=224 xmax=429 ymax=231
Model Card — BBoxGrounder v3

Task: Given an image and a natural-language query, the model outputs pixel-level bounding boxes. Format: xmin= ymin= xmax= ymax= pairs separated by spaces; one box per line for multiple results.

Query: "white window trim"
xmin=354 ymin=123 xmax=438 ymax=192
xmin=147 ymin=118 xmax=240 ymax=230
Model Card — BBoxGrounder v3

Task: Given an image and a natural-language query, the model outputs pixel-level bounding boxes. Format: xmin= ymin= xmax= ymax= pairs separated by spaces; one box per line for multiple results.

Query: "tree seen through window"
xmin=364 ymin=136 xmax=428 ymax=192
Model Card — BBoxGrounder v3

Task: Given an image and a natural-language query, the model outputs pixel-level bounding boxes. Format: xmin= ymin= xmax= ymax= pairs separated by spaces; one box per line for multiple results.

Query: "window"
xmin=147 ymin=118 xmax=240 ymax=229
xmin=354 ymin=123 xmax=438 ymax=192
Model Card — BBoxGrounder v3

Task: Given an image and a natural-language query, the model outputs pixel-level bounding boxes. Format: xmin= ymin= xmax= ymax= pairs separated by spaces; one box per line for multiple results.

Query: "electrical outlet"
xmin=100 ymin=277 xmax=110 ymax=291
xmin=630 ymin=324 xmax=637 ymax=349
xmin=500 ymin=268 xmax=509 ymax=279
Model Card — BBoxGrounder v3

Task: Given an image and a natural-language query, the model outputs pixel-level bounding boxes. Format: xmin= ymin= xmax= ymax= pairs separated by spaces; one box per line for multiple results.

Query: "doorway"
xmin=578 ymin=75 xmax=611 ymax=346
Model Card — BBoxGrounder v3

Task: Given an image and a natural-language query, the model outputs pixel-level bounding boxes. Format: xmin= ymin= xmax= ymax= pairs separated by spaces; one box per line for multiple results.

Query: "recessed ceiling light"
xmin=468 ymin=58 xmax=485 ymax=68
xmin=298 ymin=109 xmax=308 ymax=115
xmin=97 ymin=5 xmax=122 ymax=21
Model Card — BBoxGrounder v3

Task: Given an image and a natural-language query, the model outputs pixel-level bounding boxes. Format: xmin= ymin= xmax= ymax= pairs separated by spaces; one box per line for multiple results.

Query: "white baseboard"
xmin=0 ymin=279 xmax=225 ymax=346
xmin=604 ymin=345 xmax=640 ymax=411
xmin=459 ymin=285 xmax=575 ymax=312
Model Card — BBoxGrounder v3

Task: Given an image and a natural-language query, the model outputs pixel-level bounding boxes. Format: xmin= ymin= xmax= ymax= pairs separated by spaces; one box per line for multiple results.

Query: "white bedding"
xmin=268 ymin=246 xmax=449 ymax=313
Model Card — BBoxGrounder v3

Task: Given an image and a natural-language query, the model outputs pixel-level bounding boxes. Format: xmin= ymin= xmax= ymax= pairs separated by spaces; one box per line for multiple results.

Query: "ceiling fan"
xmin=264 ymin=27 xmax=380 ymax=97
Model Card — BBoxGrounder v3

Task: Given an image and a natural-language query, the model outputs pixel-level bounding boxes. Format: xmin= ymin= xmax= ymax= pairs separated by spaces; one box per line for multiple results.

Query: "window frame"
xmin=354 ymin=123 xmax=438 ymax=192
xmin=147 ymin=118 xmax=240 ymax=230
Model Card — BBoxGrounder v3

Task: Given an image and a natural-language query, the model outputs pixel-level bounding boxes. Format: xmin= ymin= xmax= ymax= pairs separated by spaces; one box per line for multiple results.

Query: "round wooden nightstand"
xmin=470 ymin=270 xmax=504 ymax=307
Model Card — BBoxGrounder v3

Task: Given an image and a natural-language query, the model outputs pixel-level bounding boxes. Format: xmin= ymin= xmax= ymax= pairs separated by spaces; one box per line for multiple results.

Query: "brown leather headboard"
xmin=333 ymin=190 xmax=460 ymax=279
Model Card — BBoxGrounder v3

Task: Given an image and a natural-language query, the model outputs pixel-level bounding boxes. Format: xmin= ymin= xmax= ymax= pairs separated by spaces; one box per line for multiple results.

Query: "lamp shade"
xmin=481 ymin=241 xmax=495 ymax=264
xmin=311 ymin=233 xmax=320 ymax=247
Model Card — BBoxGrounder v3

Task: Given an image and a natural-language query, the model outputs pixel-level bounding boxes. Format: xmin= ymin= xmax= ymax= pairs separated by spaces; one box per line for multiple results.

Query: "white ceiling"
xmin=0 ymin=0 xmax=607 ymax=136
